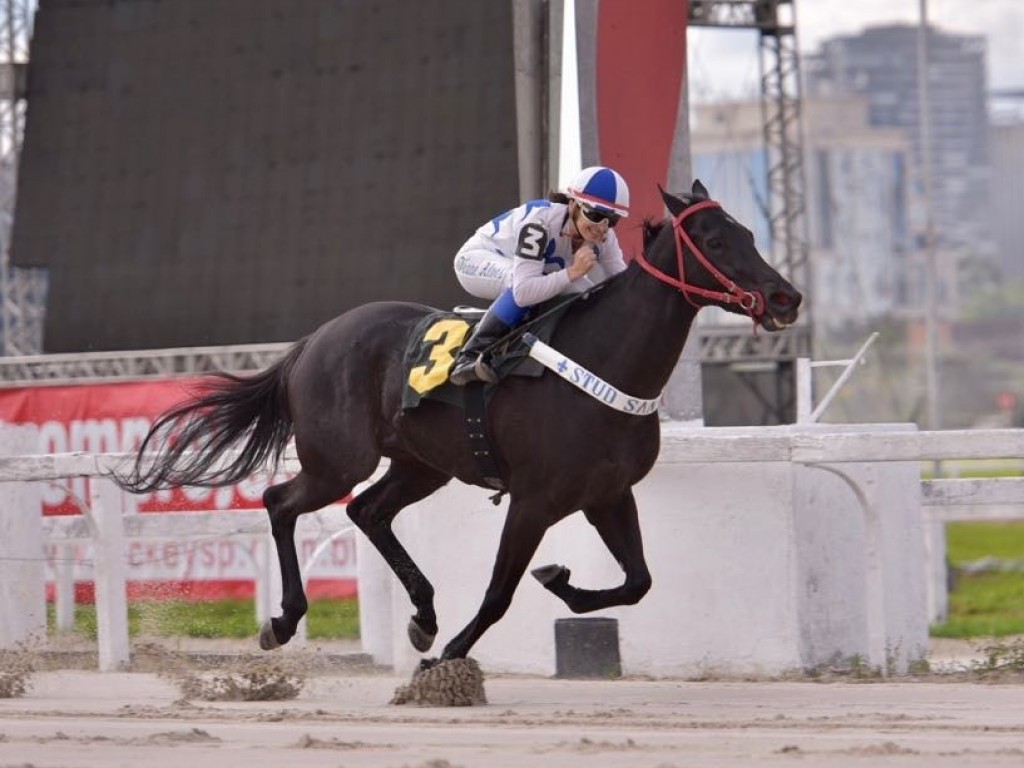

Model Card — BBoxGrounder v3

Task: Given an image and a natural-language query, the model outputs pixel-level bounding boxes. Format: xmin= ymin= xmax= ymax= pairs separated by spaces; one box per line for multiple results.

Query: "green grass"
xmin=946 ymin=520 xmax=1024 ymax=563
xmin=932 ymin=521 xmax=1024 ymax=638
xmin=48 ymin=598 xmax=360 ymax=641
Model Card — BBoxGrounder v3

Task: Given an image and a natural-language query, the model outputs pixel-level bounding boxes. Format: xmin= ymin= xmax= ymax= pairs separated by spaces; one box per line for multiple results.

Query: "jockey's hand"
xmin=567 ymin=245 xmax=598 ymax=280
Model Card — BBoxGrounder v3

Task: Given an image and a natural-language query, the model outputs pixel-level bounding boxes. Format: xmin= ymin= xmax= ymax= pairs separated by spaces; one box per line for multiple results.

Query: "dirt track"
xmin=3 ymin=667 xmax=1024 ymax=768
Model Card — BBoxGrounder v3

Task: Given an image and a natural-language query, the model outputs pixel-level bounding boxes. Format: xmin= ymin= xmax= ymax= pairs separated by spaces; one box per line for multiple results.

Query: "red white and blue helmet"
xmin=567 ymin=166 xmax=630 ymax=218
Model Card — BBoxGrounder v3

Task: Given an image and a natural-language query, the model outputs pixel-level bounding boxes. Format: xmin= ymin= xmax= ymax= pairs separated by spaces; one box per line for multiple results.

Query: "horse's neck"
xmin=561 ymin=262 xmax=699 ymax=399
xmin=618 ymin=265 xmax=700 ymax=392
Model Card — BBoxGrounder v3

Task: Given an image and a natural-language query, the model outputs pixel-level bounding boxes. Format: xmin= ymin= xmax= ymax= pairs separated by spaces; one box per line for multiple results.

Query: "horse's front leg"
xmin=346 ymin=460 xmax=451 ymax=652
xmin=532 ymin=488 xmax=652 ymax=613
xmin=440 ymin=497 xmax=550 ymax=661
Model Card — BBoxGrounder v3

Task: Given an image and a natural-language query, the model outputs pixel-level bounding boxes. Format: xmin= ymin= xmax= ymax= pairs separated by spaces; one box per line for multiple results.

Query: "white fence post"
xmin=54 ymin=542 xmax=77 ymax=632
xmin=89 ymin=478 xmax=130 ymax=671
xmin=356 ymin=533 xmax=394 ymax=667
xmin=923 ymin=515 xmax=949 ymax=624
xmin=0 ymin=424 xmax=45 ymax=649
xmin=254 ymin=537 xmax=274 ymax=626
xmin=795 ymin=358 xmax=812 ymax=423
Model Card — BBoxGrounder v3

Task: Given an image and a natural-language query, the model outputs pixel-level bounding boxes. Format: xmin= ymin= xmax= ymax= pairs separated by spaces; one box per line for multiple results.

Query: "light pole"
xmin=917 ymin=0 xmax=941 ymax=433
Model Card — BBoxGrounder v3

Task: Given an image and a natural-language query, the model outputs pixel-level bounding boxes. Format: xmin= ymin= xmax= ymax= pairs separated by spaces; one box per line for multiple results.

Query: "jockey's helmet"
xmin=567 ymin=166 xmax=630 ymax=219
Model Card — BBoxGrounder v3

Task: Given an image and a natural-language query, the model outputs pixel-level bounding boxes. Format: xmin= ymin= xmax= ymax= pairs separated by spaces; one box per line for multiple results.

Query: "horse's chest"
xmin=529 ymin=418 xmax=658 ymax=481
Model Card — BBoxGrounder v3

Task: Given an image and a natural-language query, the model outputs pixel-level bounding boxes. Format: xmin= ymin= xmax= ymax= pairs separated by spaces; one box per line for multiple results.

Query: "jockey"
xmin=449 ymin=165 xmax=630 ymax=386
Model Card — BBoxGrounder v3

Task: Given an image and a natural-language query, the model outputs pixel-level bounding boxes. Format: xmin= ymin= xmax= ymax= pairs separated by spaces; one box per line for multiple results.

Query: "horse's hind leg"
xmin=346 ymin=458 xmax=452 ymax=652
xmin=532 ymin=488 xmax=652 ymax=613
xmin=260 ymin=471 xmax=354 ymax=650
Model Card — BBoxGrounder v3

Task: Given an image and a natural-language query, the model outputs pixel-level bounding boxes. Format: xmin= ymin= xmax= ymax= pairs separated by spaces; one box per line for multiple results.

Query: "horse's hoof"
xmin=408 ymin=618 xmax=437 ymax=653
xmin=258 ymin=619 xmax=282 ymax=651
xmin=416 ymin=657 xmax=440 ymax=675
xmin=532 ymin=564 xmax=570 ymax=587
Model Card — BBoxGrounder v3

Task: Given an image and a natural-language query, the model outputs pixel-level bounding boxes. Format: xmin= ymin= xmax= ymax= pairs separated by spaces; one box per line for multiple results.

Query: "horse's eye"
xmin=707 ymin=237 xmax=723 ymax=250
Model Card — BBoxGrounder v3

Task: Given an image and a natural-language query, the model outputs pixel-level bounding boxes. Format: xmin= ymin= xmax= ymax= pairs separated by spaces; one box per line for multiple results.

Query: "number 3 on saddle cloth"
xmin=401 ymin=301 xmax=569 ymax=497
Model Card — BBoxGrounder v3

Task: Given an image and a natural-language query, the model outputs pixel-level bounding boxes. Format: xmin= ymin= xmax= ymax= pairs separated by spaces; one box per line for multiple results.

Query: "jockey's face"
xmin=572 ymin=201 xmax=615 ymax=243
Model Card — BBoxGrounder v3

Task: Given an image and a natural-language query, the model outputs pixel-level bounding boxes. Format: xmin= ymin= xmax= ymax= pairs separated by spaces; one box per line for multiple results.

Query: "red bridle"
xmin=634 ymin=199 xmax=765 ymax=321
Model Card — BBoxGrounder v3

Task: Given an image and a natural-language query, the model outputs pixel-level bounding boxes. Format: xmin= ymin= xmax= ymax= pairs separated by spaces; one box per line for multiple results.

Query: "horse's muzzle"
xmin=759 ymin=287 xmax=802 ymax=331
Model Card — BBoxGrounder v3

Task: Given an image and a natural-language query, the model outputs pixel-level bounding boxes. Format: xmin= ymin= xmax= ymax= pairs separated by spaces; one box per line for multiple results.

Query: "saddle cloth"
xmin=400 ymin=300 xmax=569 ymax=411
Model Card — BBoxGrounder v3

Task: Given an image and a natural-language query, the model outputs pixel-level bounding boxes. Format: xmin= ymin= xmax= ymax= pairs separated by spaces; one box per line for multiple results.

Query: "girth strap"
xmin=463 ymin=382 xmax=507 ymax=500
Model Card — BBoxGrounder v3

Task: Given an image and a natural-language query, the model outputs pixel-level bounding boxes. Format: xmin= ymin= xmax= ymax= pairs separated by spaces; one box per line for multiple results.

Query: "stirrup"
xmin=472 ymin=357 xmax=499 ymax=384
xmin=449 ymin=354 xmax=498 ymax=386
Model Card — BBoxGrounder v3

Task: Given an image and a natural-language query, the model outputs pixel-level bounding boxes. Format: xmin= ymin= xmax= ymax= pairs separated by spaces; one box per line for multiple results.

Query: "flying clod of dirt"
xmin=391 ymin=657 xmax=487 ymax=707
xmin=0 ymin=646 xmax=36 ymax=698
xmin=136 ymin=643 xmax=305 ymax=701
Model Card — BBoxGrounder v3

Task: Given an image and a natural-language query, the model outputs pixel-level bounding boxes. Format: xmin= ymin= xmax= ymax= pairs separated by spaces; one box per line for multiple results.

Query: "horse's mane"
xmin=640 ymin=193 xmax=701 ymax=250
xmin=641 ymin=218 xmax=666 ymax=250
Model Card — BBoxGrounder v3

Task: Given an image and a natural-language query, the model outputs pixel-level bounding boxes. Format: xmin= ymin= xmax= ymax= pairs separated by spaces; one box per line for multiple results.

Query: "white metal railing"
xmin=1 ymin=428 xmax=1023 ymax=670
xmin=0 ymin=447 xmax=365 ymax=670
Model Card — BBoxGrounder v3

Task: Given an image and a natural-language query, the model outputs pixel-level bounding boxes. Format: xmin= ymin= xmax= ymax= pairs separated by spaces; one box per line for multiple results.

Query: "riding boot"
xmin=449 ymin=306 xmax=512 ymax=385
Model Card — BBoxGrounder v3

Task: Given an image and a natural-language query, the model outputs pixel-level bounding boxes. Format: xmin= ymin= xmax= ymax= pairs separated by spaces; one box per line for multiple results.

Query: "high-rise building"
xmin=691 ymin=97 xmax=912 ymax=332
xmin=990 ymin=118 xmax=1024 ymax=280
xmin=805 ymin=25 xmax=992 ymax=265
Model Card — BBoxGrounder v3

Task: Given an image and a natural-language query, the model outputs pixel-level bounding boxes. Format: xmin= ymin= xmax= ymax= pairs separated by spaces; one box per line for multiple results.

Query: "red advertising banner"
xmin=0 ymin=378 xmax=278 ymax=515
xmin=0 ymin=379 xmax=356 ymax=601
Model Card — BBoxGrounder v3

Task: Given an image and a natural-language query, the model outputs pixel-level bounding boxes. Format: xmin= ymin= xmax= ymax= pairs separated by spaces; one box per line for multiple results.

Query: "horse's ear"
xmin=691 ymin=179 xmax=710 ymax=200
xmin=658 ymin=183 xmax=686 ymax=217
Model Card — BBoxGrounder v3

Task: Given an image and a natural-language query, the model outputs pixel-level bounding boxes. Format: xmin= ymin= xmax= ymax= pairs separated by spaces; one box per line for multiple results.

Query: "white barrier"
xmin=0 ymin=441 xmax=359 ymax=670
xmin=0 ymin=425 xmax=45 ymax=649
xmin=383 ymin=423 xmax=927 ymax=677
xmin=375 ymin=424 xmax=1024 ymax=677
xmin=1 ymin=424 xmax=1022 ymax=676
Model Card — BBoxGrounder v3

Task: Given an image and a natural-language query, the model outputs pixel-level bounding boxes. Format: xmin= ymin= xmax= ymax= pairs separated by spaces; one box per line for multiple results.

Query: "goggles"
xmin=578 ymin=204 xmax=621 ymax=228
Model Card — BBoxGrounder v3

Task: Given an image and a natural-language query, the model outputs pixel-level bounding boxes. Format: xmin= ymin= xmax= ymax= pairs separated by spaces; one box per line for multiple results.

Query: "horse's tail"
xmin=113 ymin=337 xmax=311 ymax=493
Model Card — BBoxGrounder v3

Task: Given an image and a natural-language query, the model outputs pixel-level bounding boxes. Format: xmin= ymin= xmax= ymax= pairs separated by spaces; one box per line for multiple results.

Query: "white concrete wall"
xmin=0 ymin=425 xmax=46 ymax=649
xmin=0 ymin=421 xmax=934 ymax=677
xmin=377 ymin=423 xmax=929 ymax=677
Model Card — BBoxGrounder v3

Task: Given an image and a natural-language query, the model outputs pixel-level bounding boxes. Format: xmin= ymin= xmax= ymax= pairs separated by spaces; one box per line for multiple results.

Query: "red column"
xmin=591 ymin=0 xmax=688 ymax=258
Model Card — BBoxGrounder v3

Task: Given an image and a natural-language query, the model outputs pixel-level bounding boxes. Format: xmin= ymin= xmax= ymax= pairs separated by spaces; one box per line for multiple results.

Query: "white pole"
xmin=808 ymin=332 xmax=880 ymax=423
xmin=54 ymin=542 xmax=76 ymax=631
xmin=918 ymin=0 xmax=941 ymax=433
xmin=89 ymin=478 xmax=130 ymax=671
xmin=0 ymin=424 xmax=45 ymax=648
xmin=795 ymin=358 xmax=813 ymax=423
xmin=254 ymin=537 xmax=274 ymax=626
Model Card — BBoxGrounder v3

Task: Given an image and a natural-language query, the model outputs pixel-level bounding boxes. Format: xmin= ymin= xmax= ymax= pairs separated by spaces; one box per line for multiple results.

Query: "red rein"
xmin=634 ymin=200 xmax=765 ymax=325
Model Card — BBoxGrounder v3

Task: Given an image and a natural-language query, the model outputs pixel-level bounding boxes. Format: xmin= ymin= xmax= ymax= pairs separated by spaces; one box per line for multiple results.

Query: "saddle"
xmin=400 ymin=296 xmax=577 ymax=496
xmin=401 ymin=299 xmax=569 ymax=411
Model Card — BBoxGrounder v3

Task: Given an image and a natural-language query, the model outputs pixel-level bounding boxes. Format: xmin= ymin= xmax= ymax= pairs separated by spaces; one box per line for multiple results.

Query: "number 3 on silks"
xmin=408 ymin=319 xmax=472 ymax=394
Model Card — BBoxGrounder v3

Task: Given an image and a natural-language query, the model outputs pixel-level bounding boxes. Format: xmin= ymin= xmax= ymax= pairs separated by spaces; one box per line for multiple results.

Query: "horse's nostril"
xmin=770 ymin=292 xmax=792 ymax=307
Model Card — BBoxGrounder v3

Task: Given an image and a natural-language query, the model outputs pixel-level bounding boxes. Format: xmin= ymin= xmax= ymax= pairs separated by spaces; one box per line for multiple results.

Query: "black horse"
xmin=115 ymin=181 xmax=802 ymax=662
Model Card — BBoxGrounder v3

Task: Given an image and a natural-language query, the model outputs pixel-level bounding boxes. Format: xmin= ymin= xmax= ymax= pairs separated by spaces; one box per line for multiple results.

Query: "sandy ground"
xmin=3 ymin=657 xmax=1024 ymax=768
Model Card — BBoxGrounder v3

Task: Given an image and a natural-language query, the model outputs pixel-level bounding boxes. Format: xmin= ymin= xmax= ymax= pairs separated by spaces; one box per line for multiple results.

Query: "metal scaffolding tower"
xmin=0 ymin=0 xmax=44 ymax=357
xmin=689 ymin=0 xmax=813 ymax=363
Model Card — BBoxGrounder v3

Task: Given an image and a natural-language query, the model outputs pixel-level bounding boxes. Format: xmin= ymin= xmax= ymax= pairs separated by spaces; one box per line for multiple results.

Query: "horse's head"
xmin=639 ymin=180 xmax=802 ymax=331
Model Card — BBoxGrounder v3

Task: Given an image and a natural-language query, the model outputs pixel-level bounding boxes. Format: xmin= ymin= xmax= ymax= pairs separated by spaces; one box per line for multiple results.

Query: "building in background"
xmin=692 ymin=97 xmax=911 ymax=334
xmin=989 ymin=116 xmax=1024 ymax=281
xmin=804 ymin=24 xmax=993 ymax=317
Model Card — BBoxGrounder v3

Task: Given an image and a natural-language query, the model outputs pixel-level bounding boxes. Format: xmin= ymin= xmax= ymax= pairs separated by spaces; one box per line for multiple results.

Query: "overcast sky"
xmin=688 ymin=0 xmax=1024 ymax=102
